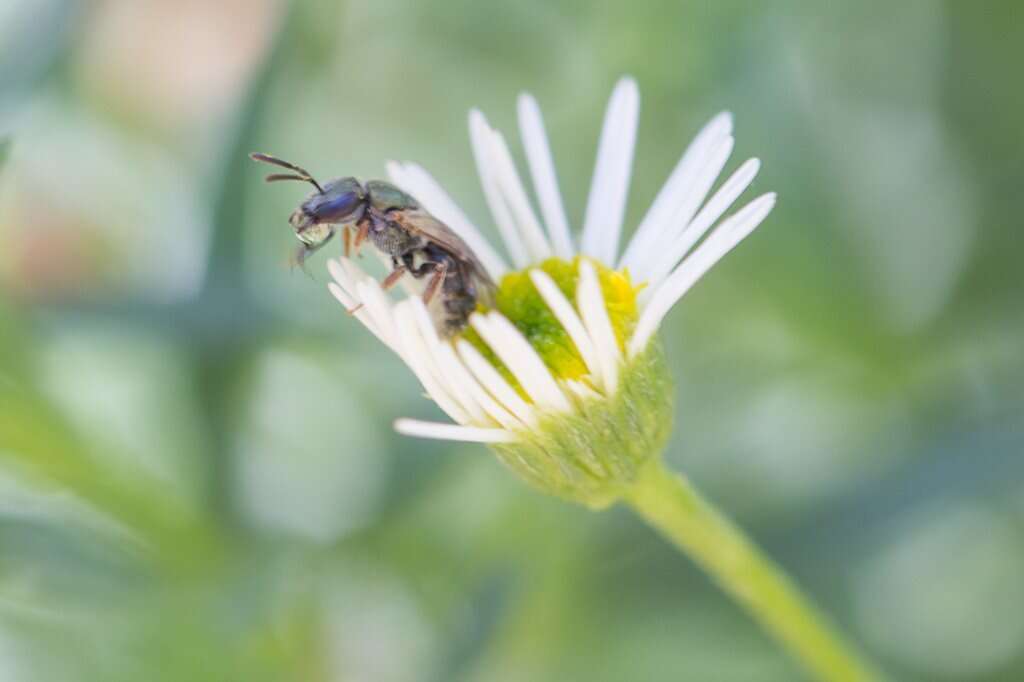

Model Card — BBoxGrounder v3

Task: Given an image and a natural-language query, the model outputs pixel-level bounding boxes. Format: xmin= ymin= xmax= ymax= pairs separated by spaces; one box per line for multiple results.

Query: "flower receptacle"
xmin=489 ymin=342 xmax=673 ymax=508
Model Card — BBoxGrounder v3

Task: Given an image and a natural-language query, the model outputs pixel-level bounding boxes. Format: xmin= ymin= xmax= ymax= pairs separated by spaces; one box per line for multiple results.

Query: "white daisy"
xmin=326 ymin=76 xmax=775 ymax=506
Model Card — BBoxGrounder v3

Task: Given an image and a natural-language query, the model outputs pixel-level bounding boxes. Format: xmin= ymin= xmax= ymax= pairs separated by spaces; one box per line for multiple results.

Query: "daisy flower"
xmin=326 ymin=76 xmax=774 ymax=508
xmin=320 ymin=79 xmax=885 ymax=679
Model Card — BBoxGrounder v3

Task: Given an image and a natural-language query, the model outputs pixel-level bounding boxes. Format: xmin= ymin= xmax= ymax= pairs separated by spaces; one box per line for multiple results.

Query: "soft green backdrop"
xmin=0 ymin=1 xmax=1022 ymax=680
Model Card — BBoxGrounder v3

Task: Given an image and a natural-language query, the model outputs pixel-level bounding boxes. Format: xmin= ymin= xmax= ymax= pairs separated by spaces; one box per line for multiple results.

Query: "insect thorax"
xmin=365 ymin=180 xmax=418 ymax=212
xmin=371 ymin=220 xmax=423 ymax=257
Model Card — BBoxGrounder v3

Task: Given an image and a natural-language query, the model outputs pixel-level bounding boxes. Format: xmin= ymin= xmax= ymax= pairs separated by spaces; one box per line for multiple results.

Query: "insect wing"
xmin=392 ymin=209 xmax=496 ymax=290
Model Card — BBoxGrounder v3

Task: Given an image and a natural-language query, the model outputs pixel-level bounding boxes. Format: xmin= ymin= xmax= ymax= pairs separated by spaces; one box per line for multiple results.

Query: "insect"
xmin=250 ymin=152 xmax=494 ymax=334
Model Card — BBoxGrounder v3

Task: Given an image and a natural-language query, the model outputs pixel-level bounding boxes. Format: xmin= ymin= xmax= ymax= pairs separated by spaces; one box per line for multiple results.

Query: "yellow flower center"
xmin=460 ymin=257 xmax=641 ymax=388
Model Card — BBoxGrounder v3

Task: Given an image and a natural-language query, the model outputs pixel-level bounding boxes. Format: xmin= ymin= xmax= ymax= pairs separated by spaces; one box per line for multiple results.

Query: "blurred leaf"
xmin=0 ymin=0 xmax=82 ymax=97
xmin=0 ymin=136 xmax=10 ymax=173
xmin=188 ymin=2 xmax=301 ymax=525
xmin=0 ymin=305 xmax=220 ymax=570
xmin=0 ymin=383 xmax=220 ymax=568
xmin=206 ymin=2 xmax=299 ymax=291
xmin=432 ymin=572 xmax=514 ymax=682
xmin=2 ymin=2 xmax=1024 ymax=681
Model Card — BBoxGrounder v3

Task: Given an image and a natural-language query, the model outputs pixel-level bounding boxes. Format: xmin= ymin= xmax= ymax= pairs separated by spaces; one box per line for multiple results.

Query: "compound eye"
xmin=311 ymin=191 xmax=361 ymax=222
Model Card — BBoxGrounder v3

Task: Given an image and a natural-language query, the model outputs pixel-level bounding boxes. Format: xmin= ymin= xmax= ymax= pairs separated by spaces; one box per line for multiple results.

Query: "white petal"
xmin=327 ymin=282 xmax=387 ymax=347
xmin=576 ymin=260 xmax=620 ymax=394
xmin=642 ymin=157 xmax=761 ymax=293
xmin=386 ymin=161 xmax=508 ymax=279
xmin=327 ymin=259 xmax=368 ymax=307
xmin=356 ymin=279 xmax=402 ymax=357
xmin=326 ymin=260 xmax=388 ymax=341
xmin=326 ymin=278 xmax=356 ymax=309
xmin=408 ymin=298 xmax=490 ymax=425
xmin=394 ymin=419 xmax=515 ymax=443
xmin=528 ymin=269 xmax=602 ymax=381
xmin=393 ymin=301 xmax=471 ymax=424
xmin=563 ymin=379 xmax=601 ymax=401
xmin=327 ymin=257 xmax=361 ymax=301
xmin=631 ymin=135 xmax=734 ymax=280
xmin=517 ymin=93 xmax=574 ymax=258
xmin=630 ymin=193 xmax=777 ymax=357
xmin=620 ymin=111 xmax=733 ymax=272
xmin=580 ymin=77 xmax=639 ymax=265
xmin=487 ymin=127 xmax=553 ymax=262
xmin=436 ymin=341 xmax=520 ymax=430
xmin=469 ymin=109 xmax=529 ymax=267
xmin=470 ymin=312 xmax=571 ymax=413
xmin=338 ymin=256 xmax=370 ymax=288
xmin=456 ymin=340 xmax=537 ymax=428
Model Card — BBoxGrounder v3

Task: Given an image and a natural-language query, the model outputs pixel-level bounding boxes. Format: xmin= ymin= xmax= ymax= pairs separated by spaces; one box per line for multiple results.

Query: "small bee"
xmin=250 ymin=152 xmax=494 ymax=334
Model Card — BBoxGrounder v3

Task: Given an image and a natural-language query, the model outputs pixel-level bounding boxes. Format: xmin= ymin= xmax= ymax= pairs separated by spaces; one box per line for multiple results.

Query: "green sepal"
xmin=489 ymin=342 xmax=674 ymax=509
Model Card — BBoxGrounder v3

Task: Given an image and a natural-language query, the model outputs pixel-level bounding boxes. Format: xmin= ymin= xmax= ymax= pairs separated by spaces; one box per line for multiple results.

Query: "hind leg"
xmin=422 ymin=261 xmax=448 ymax=305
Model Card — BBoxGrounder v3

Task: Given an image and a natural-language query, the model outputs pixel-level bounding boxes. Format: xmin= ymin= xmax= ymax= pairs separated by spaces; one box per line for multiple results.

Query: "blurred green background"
xmin=1 ymin=1 xmax=1022 ymax=680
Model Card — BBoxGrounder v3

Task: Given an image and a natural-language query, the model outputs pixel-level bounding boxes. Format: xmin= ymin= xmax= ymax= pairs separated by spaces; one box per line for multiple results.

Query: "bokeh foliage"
xmin=0 ymin=1 xmax=1022 ymax=680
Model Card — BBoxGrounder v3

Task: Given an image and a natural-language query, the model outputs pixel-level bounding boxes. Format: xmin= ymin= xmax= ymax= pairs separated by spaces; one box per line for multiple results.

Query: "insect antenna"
xmin=265 ymin=173 xmax=313 ymax=183
xmin=249 ymin=152 xmax=324 ymax=194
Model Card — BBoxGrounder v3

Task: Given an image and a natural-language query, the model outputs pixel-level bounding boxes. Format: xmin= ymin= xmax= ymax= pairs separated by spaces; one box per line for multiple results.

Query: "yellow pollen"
xmin=460 ymin=257 xmax=641 ymax=389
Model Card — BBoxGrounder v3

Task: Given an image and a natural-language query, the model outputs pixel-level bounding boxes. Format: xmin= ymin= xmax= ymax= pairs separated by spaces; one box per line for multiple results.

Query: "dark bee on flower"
xmin=251 ymin=152 xmax=494 ymax=334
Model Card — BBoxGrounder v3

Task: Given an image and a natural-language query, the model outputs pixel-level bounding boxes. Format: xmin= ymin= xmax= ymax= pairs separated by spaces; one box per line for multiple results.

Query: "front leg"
xmin=352 ymin=218 xmax=371 ymax=255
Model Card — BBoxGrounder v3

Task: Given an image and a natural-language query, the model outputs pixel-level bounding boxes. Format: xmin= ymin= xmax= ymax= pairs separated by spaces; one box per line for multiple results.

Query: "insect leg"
xmin=381 ymin=265 xmax=408 ymax=290
xmin=401 ymin=253 xmax=416 ymax=274
xmin=353 ymin=219 xmax=370 ymax=254
xmin=422 ymin=261 xmax=448 ymax=305
xmin=343 ymin=226 xmax=352 ymax=257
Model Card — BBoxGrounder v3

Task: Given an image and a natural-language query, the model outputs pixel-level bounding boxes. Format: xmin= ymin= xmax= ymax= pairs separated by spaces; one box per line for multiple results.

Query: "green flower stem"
xmin=626 ymin=460 xmax=881 ymax=682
